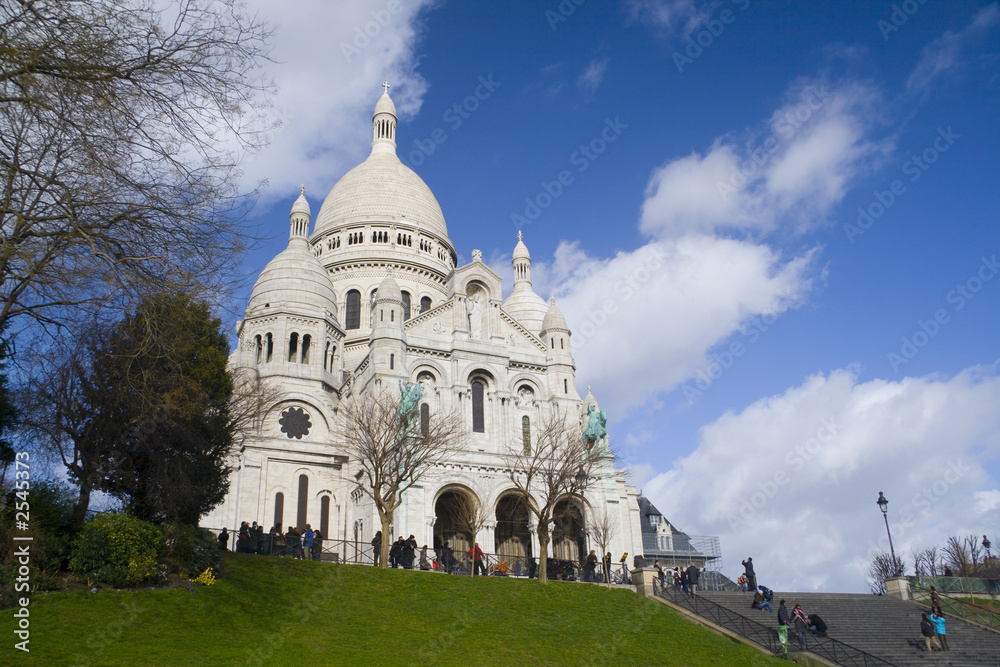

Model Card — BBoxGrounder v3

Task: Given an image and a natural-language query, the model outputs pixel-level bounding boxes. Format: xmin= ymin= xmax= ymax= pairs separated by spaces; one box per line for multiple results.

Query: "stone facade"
xmin=202 ymin=89 xmax=645 ymax=563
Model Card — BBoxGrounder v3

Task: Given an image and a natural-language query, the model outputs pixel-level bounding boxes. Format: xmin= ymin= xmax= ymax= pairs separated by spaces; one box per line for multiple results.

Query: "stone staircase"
xmin=693 ymin=590 xmax=1000 ymax=666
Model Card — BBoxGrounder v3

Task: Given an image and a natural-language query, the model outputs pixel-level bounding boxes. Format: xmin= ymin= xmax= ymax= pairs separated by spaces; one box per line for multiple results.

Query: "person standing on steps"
xmin=929 ymin=612 xmax=948 ymax=651
xmin=791 ymin=604 xmax=809 ymax=649
xmin=776 ymin=600 xmax=790 ymax=654
xmin=742 ymin=556 xmax=756 ymax=591
xmin=686 ymin=563 xmax=701 ymax=594
xmin=929 ymin=585 xmax=942 ymax=616
xmin=920 ymin=612 xmax=940 ymax=651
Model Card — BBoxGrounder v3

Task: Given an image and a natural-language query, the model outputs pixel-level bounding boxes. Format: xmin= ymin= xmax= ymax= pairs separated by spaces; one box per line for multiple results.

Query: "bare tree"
xmin=943 ymin=534 xmax=984 ymax=576
xmin=341 ymin=387 xmax=460 ymax=568
xmin=502 ymin=409 xmax=595 ymax=584
xmin=0 ymin=0 xmax=274 ymax=340
xmin=867 ymin=550 xmax=905 ymax=595
xmin=228 ymin=366 xmax=285 ymax=450
xmin=913 ymin=546 xmax=943 ymax=577
xmin=588 ymin=504 xmax=620 ymax=588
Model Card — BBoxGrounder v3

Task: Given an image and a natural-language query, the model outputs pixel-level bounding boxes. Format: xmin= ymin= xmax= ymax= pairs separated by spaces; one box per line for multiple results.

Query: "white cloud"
xmin=240 ymin=0 xmax=436 ymax=203
xmin=537 ymin=235 xmax=816 ymax=417
xmin=643 ymin=367 xmax=1000 ymax=592
xmin=974 ymin=489 xmax=1000 ymax=516
xmin=639 ymin=82 xmax=887 ymax=238
xmin=906 ymin=3 xmax=1000 ymax=96
xmin=577 ymin=58 xmax=609 ymax=93
xmin=626 ymin=0 xmax=717 ymax=39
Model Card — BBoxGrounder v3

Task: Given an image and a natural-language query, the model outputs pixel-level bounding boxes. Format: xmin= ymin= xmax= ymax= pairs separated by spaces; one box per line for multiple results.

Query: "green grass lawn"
xmin=5 ymin=553 xmax=779 ymax=666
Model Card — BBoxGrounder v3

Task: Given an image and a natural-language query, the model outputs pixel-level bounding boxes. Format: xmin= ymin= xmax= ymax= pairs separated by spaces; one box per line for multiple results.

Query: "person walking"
xmin=586 ymin=551 xmax=599 ymax=583
xmin=742 ymin=557 xmax=757 ymax=591
xmin=930 ymin=612 xmax=948 ymax=651
xmin=776 ymin=600 xmax=790 ymax=654
xmin=470 ymin=542 xmax=486 ymax=576
xmin=929 ymin=586 xmax=943 ymax=616
xmin=371 ymin=531 xmax=382 ymax=567
xmin=791 ymin=604 xmax=809 ymax=649
xmin=920 ymin=612 xmax=940 ymax=652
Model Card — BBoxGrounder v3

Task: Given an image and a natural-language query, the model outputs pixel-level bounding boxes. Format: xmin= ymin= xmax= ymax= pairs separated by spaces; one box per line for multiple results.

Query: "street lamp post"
xmin=876 ymin=492 xmax=897 ymax=568
xmin=983 ymin=535 xmax=992 ymax=560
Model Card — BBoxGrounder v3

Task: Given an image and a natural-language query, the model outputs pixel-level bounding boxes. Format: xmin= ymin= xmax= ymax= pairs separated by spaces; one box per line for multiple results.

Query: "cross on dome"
xmin=382 ymin=81 xmax=390 ymax=94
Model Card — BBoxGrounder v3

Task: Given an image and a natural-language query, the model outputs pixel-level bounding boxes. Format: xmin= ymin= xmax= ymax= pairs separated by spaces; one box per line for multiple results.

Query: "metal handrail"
xmin=654 ymin=582 xmax=896 ymax=667
xmin=908 ymin=581 xmax=1000 ymax=633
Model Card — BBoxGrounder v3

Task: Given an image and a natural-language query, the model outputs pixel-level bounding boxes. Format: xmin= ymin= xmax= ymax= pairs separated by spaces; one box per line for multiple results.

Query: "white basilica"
xmin=203 ymin=88 xmax=650 ymax=565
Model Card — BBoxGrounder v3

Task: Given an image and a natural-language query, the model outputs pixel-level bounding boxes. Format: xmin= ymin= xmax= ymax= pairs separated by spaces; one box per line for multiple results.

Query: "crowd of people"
xmin=217 ymin=521 xmax=325 ymax=560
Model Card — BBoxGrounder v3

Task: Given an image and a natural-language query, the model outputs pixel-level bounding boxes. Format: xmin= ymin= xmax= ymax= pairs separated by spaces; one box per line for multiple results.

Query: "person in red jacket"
xmin=470 ymin=543 xmax=486 ymax=576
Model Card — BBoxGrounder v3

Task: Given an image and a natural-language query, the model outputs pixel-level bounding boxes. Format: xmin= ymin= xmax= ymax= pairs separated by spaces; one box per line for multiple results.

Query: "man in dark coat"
xmin=742 ymin=557 xmax=756 ymax=591
xmin=389 ymin=537 xmax=403 ymax=568
xmin=218 ymin=527 xmax=229 ymax=551
xmin=920 ymin=612 xmax=940 ymax=651
xmin=808 ymin=614 xmax=828 ymax=637
xmin=686 ymin=563 xmax=701 ymax=594
xmin=371 ymin=531 xmax=382 ymax=567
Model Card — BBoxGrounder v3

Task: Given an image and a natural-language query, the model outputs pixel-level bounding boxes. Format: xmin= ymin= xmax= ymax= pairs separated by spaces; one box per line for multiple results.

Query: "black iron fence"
xmin=653 ymin=581 xmax=894 ymax=667
xmin=907 ymin=579 xmax=1000 ymax=632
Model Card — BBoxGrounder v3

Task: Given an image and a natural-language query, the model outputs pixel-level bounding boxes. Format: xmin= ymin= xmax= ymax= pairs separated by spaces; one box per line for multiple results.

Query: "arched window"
xmin=345 ymin=290 xmax=361 ymax=330
xmin=297 ymin=475 xmax=309 ymax=529
xmin=323 ymin=341 xmax=330 ymax=371
xmin=522 ymin=415 xmax=531 ymax=454
xmin=265 ymin=333 xmax=273 ymax=362
xmin=255 ymin=335 xmax=262 ymax=364
xmin=320 ymin=496 xmax=330 ymax=538
xmin=420 ymin=296 xmax=432 ymax=313
xmin=389 ymin=353 xmax=394 ymax=370
xmin=471 ymin=380 xmax=485 ymax=433
xmin=288 ymin=333 xmax=298 ymax=362
xmin=564 ymin=379 xmax=568 ymax=394
xmin=370 ymin=289 xmax=378 ymax=326
xmin=301 ymin=334 xmax=311 ymax=364
xmin=273 ymin=492 xmax=284 ymax=529
xmin=420 ymin=403 xmax=430 ymax=437
xmin=402 ymin=291 xmax=411 ymax=320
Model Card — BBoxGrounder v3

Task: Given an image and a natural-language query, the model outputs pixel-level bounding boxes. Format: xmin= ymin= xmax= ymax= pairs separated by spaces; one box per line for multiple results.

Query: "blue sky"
xmin=237 ymin=0 xmax=1000 ymax=592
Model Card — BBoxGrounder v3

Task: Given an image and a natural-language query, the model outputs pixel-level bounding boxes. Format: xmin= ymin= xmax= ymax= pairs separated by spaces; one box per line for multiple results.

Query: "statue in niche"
xmin=418 ymin=373 xmax=436 ymax=397
xmin=468 ymin=292 xmax=483 ymax=339
xmin=515 ymin=386 xmax=534 ymax=409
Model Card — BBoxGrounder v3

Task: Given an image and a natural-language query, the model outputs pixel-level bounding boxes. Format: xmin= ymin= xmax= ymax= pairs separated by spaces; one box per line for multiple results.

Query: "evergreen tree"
xmin=90 ymin=293 xmax=234 ymax=525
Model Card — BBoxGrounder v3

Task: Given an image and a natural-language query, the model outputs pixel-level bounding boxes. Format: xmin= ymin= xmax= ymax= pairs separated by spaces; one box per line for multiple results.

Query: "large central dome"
xmin=312 ymin=90 xmax=449 ymax=241
xmin=313 ymin=152 xmax=448 ymax=238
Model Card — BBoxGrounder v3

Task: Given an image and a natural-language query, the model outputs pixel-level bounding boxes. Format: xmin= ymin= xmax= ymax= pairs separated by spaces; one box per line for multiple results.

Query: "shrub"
xmin=162 ymin=523 xmax=223 ymax=578
xmin=69 ymin=513 xmax=165 ymax=587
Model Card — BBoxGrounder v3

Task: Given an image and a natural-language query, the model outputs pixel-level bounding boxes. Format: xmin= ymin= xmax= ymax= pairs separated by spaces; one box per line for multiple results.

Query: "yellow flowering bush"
xmin=188 ymin=567 xmax=216 ymax=586
xmin=69 ymin=513 xmax=165 ymax=587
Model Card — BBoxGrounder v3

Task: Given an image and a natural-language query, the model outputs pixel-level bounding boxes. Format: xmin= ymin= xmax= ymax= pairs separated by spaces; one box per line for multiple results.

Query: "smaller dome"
xmin=248 ymin=239 xmax=337 ymax=319
xmin=291 ymin=186 xmax=310 ymax=218
xmin=513 ymin=231 xmax=530 ymax=262
xmin=542 ymin=298 xmax=569 ymax=332
xmin=373 ymin=92 xmax=396 ymax=118
xmin=503 ymin=284 xmax=548 ymax=334
xmin=375 ymin=273 xmax=402 ymax=303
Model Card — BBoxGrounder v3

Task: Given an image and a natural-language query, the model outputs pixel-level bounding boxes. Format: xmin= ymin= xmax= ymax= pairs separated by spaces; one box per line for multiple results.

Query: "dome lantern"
xmin=372 ymin=81 xmax=397 ymax=154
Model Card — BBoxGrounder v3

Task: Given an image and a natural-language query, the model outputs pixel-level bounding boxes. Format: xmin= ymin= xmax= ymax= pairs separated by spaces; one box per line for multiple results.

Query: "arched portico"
xmin=494 ymin=492 xmax=532 ymax=559
xmin=551 ymin=497 xmax=586 ymax=562
xmin=433 ymin=486 xmax=478 ymax=555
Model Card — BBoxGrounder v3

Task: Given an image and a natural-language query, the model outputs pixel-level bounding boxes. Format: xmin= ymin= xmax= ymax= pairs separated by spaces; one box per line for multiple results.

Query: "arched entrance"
xmin=434 ymin=488 xmax=475 ymax=556
xmin=495 ymin=493 xmax=531 ymax=559
xmin=551 ymin=498 xmax=585 ymax=562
